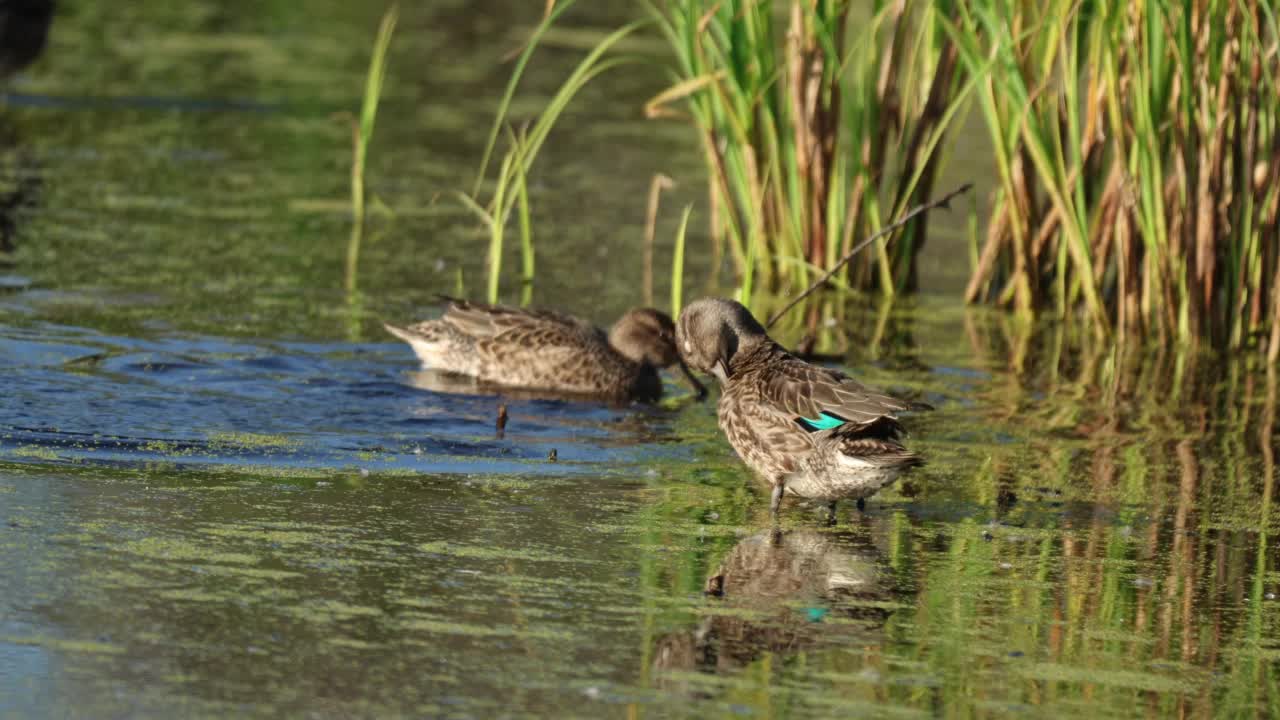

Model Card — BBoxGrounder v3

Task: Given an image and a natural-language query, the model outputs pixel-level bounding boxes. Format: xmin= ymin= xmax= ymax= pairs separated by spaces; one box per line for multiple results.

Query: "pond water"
xmin=2 ymin=2 xmax=1278 ymax=718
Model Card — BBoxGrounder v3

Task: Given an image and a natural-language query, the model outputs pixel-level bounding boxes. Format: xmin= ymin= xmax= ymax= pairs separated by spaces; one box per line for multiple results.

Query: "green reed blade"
xmin=670 ymin=203 xmax=693 ymax=317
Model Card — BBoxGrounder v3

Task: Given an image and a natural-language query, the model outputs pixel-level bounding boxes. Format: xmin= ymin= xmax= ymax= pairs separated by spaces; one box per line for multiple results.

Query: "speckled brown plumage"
xmin=385 ymin=297 xmax=704 ymax=403
xmin=677 ymin=297 xmax=924 ymax=515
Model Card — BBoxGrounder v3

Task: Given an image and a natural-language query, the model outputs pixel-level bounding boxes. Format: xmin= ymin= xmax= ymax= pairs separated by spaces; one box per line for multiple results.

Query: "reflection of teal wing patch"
xmin=795 ymin=411 xmax=847 ymax=432
xmin=805 ymin=606 xmax=828 ymax=623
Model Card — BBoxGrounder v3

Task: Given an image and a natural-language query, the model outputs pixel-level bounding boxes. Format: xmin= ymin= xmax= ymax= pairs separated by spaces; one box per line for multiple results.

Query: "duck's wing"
xmin=439 ymin=298 xmax=616 ymax=390
xmin=757 ymin=354 xmax=918 ymax=432
xmin=437 ymin=296 xmax=602 ymax=342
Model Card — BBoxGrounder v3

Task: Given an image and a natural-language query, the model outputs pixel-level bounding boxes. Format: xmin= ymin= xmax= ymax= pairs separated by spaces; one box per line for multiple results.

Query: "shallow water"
xmin=2 ymin=2 xmax=1279 ymax=719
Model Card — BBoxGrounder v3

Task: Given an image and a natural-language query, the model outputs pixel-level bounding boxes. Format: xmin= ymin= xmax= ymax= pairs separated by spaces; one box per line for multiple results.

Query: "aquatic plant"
xmin=462 ymin=2 xmax=643 ymax=305
xmin=953 ymin=0 xmax=1280 ymax=355
xmin=345 ymin=4 xmax=398 ymax=293
xmin=645 ymin=0 xmax=974 ymax=300
xmin=669 ymin=203 xmax=693 ymax=317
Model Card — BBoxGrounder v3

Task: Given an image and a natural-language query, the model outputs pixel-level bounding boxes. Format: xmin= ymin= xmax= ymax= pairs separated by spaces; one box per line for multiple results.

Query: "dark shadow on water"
xmin=0 ymin=116 xmax=42 ymax=257
xmin=0 ymin=0 xmax=53 ymax=81
xmin=0 ymin=0 xmax=53 ymax=257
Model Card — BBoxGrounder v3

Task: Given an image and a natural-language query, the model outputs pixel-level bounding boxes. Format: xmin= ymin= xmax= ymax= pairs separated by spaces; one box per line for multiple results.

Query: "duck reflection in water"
xmin=651 ymin=521 xmax=896 ymax=690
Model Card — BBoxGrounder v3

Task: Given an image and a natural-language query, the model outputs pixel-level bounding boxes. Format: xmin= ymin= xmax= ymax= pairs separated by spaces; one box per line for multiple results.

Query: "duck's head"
xmin=610 ymin=308 xmax=707 ymax=399
xmin=676 ymin=298 xmax=768 ymax=383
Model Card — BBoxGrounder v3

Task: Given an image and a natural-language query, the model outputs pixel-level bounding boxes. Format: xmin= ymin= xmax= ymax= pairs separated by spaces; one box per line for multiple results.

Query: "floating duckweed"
xmin=200 ymin=526 xmax=318 ymax=545
xmin=157 ymin=588 xmax=228 ymax=602
xmin=327 ymin=637 xmax=379 ymax=649
xmin=206 ymin=431 xmax=299 ymax=450
xmin=397 ymin=616 xmax=572 ymax=641
xmin=8 ymin=445 xmax=60 ymax=461
xmin=1 ymin=635 xmax=124 ymax=655
xmin=122 ymin=537 xmax=259 ymax=566
xmin=418 ymin=540 xmax=592 ymax=564
xmin=140 ymin=440 xmax=181 ymax=455
xmin=287 ymin=600 xmax=384 ymax=622
xmin=200 ymin=565 xmax=303 ymax=581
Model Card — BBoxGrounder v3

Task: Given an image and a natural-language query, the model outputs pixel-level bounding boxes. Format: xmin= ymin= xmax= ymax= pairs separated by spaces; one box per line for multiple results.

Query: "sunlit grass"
xmin=645 ymin=0 xmax=975 ymax=305
xmin=344 ymin=4 xmax=397 ymax=294
xmin=952 ymin=0 xmax=1280 ymax=355
xmin=460 ymin=2 xmax=644 ymax=305
xmin=669 ymin=203 xmax=692 ymax=317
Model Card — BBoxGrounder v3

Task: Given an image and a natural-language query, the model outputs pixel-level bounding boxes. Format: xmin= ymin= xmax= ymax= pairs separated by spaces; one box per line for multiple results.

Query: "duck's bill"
xmin=676 ymin=357 xmax=709 ymax=400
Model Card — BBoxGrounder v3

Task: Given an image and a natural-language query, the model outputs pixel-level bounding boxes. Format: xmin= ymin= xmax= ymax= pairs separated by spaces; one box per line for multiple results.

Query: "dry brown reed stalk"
xmin=648 ymin=0 xmax=972 ymax=301
xmin=955 ymin=0 xmax=1280 ymax=355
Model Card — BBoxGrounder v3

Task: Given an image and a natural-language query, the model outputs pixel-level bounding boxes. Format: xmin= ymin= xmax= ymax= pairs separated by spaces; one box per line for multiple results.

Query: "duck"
xmin=384 ymin=297 xmax=705 ymax=403
xmin=675 ymin=297 xmax=923 ymax=517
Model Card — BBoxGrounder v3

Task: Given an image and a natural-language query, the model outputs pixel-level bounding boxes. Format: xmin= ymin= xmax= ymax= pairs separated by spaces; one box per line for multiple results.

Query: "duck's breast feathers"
xmin=757 ymin=355 xmax=916 ymax=428
xmin=718 ymin=388 xmax=815 ymax=477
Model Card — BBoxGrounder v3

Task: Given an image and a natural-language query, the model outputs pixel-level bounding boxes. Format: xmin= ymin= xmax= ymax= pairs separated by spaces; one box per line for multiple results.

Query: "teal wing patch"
xmin=795 ymin=411 xmax=847 ymax=432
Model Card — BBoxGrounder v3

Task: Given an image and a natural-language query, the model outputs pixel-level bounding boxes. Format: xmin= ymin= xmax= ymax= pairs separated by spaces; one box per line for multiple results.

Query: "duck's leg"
xmin=856 ymin=497 xmax=866 ymax=512
xmin=769 ymin=480 xmax=786 ymax=517
xmin=826 ymin=500 xmax=838 ymax=526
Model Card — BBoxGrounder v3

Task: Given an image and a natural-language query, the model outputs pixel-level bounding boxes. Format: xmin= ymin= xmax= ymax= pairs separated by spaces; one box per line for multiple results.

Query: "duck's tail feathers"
xmin=829 ymin=414 xmax=907 ymax=442
xmin=835 ymin=438 xmax=924 ymax=470
xmin=383 ymin=321 xmax=455 ymax=367
xmin=383 ymin=322 xmax=417 ymax=343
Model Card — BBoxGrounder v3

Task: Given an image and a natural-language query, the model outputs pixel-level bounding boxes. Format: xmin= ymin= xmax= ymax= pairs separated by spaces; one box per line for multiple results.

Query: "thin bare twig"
xmin=766 ymin=182 xmax=973 ymax=328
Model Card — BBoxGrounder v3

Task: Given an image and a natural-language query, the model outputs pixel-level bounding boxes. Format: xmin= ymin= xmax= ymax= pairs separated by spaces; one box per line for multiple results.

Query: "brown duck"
xmin=676 ymin=297 xmax=923 ymax=516
xmin=384 ymin=297 xmax=705 ymax=403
